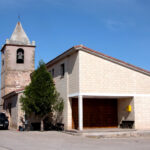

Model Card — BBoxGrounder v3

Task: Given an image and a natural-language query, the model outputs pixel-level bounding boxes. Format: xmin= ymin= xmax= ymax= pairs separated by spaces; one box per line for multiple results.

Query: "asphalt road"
xmin=0 ymin=130 xmax=150 ymax=150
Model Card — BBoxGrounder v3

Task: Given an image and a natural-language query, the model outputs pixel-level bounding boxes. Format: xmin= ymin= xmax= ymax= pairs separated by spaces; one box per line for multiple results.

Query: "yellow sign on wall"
xmin=126 ymin=105 xmax=132 ymax=112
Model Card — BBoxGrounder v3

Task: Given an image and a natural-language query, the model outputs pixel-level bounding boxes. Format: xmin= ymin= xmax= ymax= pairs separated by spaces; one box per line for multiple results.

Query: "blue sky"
xmin=0 ymin=0 xmax=150 ymax=70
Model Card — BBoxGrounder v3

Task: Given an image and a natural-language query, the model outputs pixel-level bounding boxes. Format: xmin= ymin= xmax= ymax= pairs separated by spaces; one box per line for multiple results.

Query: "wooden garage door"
xmin=72 ymin=98 xmax=118 ymax=129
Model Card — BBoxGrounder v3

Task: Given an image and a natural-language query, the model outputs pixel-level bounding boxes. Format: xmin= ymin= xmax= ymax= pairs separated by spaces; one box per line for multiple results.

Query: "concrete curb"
xmin=64 ymin=130 xmax=150 ymax=138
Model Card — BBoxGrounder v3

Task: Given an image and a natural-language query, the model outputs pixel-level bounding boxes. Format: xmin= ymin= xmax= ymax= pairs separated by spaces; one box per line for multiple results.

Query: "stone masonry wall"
xmin=4 ymin=95 xmax=18 ymax=129
xmin=1 ymin=45 xmax=35 ymax=110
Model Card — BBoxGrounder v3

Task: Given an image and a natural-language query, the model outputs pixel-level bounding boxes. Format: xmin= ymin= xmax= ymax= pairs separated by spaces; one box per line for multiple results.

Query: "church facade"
xmin=1 ymin=22 xmax=150 ymax=130
xmin=46 ymin=45 xmax=150 ymax=130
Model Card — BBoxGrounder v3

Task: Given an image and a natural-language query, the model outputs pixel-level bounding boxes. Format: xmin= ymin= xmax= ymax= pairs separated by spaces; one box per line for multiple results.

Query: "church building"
xmin=1 ymin=22 xmax=150 ymax=130
xmin=0 ymin=22 xmax=35 ymax=128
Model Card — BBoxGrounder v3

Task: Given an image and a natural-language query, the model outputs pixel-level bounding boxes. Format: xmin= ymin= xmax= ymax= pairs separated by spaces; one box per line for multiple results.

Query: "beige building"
xmin=46 ymin=45 xmax=150 ymax=130
xmin=1 ymin=22 xmax=150 ymax=130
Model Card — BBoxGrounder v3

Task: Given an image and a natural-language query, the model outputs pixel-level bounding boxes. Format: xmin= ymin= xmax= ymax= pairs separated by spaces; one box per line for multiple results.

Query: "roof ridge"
xmin=46 ymin=45 xmax=150 ymax=76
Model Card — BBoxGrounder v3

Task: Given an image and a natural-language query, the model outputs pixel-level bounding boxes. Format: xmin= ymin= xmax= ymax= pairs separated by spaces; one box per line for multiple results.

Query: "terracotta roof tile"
xmin=2 ymin=88 xmax=24 ymax=99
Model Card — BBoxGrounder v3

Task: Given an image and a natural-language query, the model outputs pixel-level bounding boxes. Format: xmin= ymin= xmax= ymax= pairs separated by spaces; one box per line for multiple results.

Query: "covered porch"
xmin=69 ymin=93 xmax=134 ymax=131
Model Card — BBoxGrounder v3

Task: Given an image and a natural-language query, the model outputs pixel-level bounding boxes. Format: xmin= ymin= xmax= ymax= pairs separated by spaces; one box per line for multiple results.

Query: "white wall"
xmin=134 ymin=96 xmax=150 ymax=129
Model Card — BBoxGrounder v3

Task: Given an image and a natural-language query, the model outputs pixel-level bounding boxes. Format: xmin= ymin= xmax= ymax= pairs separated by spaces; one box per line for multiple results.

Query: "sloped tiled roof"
xmin=46 ymin=45 xmax=150 ymax=76
xmin=2 ymin=88 xmax=24 ymax=99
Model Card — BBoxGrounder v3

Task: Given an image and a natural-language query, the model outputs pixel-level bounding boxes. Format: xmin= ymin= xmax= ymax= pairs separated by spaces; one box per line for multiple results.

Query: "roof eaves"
xmin=2 ymin=91 xmax=17 ymax=99
xmin=15 ymin=88 xmax=24 ymax=93
xmin=2 ymin=88 xmax=24 ymax=99
xmin=46 ymin=44 xmax=150 ymax=77
xmin=1 ymin=44 xmax=36 ymax=52
xmin=46 ymin=46 xmax=77 ymax=68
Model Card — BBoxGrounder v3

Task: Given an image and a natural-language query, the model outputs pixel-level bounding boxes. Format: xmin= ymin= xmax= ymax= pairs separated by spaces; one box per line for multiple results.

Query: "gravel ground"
xmin=0 ymin=130 xmax=150 ymax=150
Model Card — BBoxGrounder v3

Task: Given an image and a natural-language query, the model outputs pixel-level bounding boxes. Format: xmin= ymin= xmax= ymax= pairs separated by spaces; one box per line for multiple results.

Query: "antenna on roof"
xmin=18 ymin=14 xmax=21 ymax=22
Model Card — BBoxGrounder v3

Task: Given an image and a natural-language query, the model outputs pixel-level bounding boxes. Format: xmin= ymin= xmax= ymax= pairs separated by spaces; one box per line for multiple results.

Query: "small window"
xmin=52 ymin=69 xmax=54 ymax=77
xmin=60 ymin=63 xmax=65 ymax=77
xmin=16 ymin=48 xmax=24 ymax=63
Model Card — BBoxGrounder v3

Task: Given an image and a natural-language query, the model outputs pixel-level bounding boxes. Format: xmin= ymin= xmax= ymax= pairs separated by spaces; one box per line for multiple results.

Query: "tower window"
xmin=17 ymin=48 xmax=24 ymax=63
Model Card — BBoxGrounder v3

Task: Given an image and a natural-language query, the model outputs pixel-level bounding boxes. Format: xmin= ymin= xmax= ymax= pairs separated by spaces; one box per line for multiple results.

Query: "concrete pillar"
xmin=78 ymin=95 xmax=83 ymax=130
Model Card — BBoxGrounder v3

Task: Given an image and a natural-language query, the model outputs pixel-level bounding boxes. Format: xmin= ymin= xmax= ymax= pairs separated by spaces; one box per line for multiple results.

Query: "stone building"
xmin=0 ymin=22 xmax=35 ymax=128
xmin=1 ymin=22 xmax=150 ymax=130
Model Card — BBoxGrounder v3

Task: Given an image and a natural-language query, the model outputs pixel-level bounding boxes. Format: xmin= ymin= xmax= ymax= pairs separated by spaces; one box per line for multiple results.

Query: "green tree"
xmin=20 ymin=60 xmax=64 ymax=131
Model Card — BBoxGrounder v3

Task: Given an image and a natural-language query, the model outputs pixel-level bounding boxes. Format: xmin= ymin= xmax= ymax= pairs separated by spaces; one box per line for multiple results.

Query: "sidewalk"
xmin=64 ymin=128 xmax=150 ymax=138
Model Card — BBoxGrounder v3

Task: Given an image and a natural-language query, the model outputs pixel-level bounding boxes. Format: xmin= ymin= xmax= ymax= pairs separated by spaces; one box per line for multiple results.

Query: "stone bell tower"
xmin=0 ymin=22 xmax=35 ymax=108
